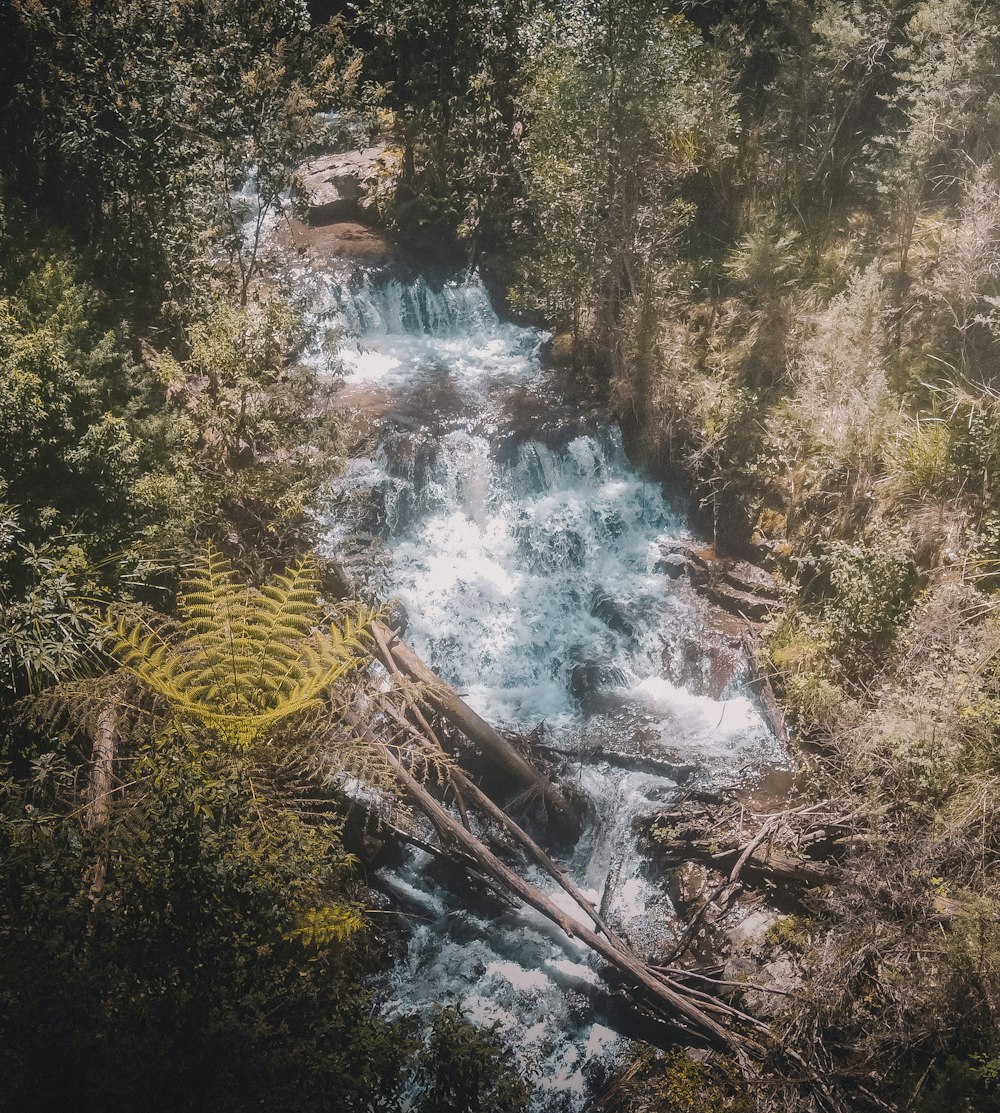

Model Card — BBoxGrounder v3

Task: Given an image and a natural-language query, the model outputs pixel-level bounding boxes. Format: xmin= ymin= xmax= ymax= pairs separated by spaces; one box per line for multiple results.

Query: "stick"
xmin=343 ymin=709 xmax=747 ymax=1047
xmin=379 ymin=696 xmax=629 ymax=950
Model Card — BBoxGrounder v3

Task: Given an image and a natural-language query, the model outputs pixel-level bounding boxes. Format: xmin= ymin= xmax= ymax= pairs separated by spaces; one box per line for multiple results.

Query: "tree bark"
xmin=84 ymin=701 xmax=118 ymax=833
xmin=84 ymin=700 xmax=118 ymax=902
xmin=380 ymin=694 xmax=626 ymax=950
xmin=657 ymin=835 xmax=837 ymax=888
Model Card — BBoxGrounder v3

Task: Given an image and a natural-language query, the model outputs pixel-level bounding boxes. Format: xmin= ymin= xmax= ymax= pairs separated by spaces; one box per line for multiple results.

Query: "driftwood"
xmin=372 ymin=620 xmax=577 ymax=826
xmin=661 ymin=836 xmax=837 ymax=888
xmin=380 ymin=696 xmax=628 ymax=950
xmin=654 ymin=800 xmax=841 ymax=892
xmin=370 ymin=623 xmax=623 ymax=946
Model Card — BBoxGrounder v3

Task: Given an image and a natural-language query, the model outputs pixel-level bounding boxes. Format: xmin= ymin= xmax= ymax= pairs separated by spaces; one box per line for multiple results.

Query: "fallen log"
xmin=371 ymin=620 xmax=577 ymax=827
xmin=380 ymin=694 xmax=628 ymax=950
xmin=343 ymin=708 xmax=753 ymax=1048
xmin=657 ymin=835 xmax=837 ymax=888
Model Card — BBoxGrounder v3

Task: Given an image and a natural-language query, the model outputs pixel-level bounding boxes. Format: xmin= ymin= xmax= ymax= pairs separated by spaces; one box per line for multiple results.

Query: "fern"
xmin=285 ymin=903 xmax=367 ymax=947
xmin=109 ymin=545 xmax=375 ymax=748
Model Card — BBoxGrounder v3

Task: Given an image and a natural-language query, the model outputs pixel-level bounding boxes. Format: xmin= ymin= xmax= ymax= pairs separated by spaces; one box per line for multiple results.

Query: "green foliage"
xmin=725 ymin=216 xmax=801 ymax=297
xmin=0 ymin=0 xmax=353 ymax=299
xmin=799 ymin=532 xmax=916 ymax=676
xmin=0 ymin=510 xmax=104 ymax=697
xmin=0 ymin=212 xmax=144 ymax=553
xmin=110 ymin=545 xmax=374 ymax=747
xmin=598 ymin=1046 xmax=750 ymax=1113
xmin=515 ymin=2 xmax=728 ymax=347
xmin=412 ymin=1005 xmax=533 ymax=1113
xmin=359 ymin=0 xmax=533 ymax=250
xmin=144 ymin=292 xmax=345 ymax=561
xmin=0 ymin=732 xmax=410 ymax=1113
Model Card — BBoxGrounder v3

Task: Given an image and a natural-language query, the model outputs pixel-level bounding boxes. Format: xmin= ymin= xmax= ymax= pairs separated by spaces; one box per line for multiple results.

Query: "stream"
xmin=302 ymin=266 xmax=788 ymax=1109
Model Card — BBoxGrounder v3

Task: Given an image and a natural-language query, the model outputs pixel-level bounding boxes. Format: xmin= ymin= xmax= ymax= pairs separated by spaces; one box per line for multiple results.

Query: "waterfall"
xmin=315 ymin=268 xmax=786 ymax=1110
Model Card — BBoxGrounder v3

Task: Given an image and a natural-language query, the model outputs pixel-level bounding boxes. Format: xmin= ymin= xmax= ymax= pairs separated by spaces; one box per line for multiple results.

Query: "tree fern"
xmin=108 ymin=545 xmax=375 ymax=748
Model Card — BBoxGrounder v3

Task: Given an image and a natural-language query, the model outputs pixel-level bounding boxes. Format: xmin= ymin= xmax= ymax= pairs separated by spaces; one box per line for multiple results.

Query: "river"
xmin=299 ymin=264 xmax=787 ymax=1109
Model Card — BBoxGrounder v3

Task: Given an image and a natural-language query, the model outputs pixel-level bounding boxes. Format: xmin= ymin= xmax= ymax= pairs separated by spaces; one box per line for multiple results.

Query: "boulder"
xmin=292 ymin=146 xmax=398 ymax=224
xmin=655 ymin=552 xmax=687 ymax=579
xmin=657 ymin=539 xmax=779 ymax=621
xmin=589 ymin=588 xmax=636 ymax=638
xmin=723 ymin=560 xmax=780 ymax=600
xmin=570 ymin=658 xmax=626 ymax=699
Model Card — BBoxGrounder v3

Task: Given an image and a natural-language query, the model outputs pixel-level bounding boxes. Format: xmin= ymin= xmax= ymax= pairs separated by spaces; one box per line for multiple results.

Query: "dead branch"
xmin=342 ymin=708 xmax=761 ymax=1049
xmin=372 ymin=620 xmax=578 ymax=828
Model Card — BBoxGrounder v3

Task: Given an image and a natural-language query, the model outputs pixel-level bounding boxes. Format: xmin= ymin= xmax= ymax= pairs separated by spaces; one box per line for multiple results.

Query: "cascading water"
xmin=311 ymin=270 xmax=787 ymax=1109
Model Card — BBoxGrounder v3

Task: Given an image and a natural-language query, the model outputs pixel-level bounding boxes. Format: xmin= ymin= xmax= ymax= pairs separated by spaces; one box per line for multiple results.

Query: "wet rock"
xmin=293 ymin=146 xmax=399 ymax=224
xmin=724 ymin=560 xmax=779 ymax=600
xmin=707 ymin=580 xmax=775 ymax=622
xmin=665 ymin=631 xmax=744 ymax=700
xmin=658 ymin=539 xmax=780 ymax=622
xmin=570 ymin=658 xmax=626 ymax=699
xmin=672 ymin=861 xmax=712 ymax=911
xmin=274 ymin=216 xmax=396 ymax=265
xmin=656 ymin=553 xmax=687 ymax=579
xmin=589 ymin=588 xmax=636 ymax=638
xmin=386 ymin=597 xmax=409 ymax=636
xmin=545 ymin=332 xmax=575 ymax=367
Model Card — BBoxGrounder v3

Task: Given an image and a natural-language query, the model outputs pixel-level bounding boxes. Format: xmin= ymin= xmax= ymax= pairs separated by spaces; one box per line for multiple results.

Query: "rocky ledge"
xmin=656 ymin=540 xmax=782 ymax=622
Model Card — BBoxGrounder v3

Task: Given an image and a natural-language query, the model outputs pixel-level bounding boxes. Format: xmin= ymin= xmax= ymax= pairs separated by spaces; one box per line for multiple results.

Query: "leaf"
xmin=107 ymin=543 xmax=375 ymax=747
xmin=285 ymin=903 xmax=366 ymax=947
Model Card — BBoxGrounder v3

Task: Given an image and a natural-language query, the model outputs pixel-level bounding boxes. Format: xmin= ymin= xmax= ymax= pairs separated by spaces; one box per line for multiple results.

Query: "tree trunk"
xmin=372 ymin=620 xmax=578 ymax=830
xmin=343 ymin=708 xmax=750 ymax=1048
xmin=84 ymin=702 xmax=118 ymax=833
xmin=84 ymin=700 xmax=118 ymax=902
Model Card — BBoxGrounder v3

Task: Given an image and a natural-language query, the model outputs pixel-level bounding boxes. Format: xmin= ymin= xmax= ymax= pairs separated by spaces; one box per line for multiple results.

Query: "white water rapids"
xmin=307 ymin=269 xmax=787 ymax=1109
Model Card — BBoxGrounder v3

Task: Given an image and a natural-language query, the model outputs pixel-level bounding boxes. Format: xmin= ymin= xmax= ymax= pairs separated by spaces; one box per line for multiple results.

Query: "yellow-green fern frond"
xmin=107 ymin=545 xmax=376 ymax=747
xmin=285 ymin=903 xmax=366 ymax=946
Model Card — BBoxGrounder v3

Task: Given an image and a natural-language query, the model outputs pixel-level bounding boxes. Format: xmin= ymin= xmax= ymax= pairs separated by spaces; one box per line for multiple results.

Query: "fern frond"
xmin=285 ymin=903 xmax=366 ymax=947
xmin=105 ymin=546 xmax=377 ymax=748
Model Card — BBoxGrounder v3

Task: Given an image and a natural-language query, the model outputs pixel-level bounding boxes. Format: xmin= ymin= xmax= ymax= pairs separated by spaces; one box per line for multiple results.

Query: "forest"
xmin=3 ymin=0 xmax=1000 ymax=1110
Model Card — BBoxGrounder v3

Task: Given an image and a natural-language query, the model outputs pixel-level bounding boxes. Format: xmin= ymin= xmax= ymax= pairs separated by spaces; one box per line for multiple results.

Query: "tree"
xmin=110 ymin=544 xmax=375 ymax=756
xmin=514 ymin=1 xmax=733 ymax=369
xmin=0 ymin=0 xmax=351 ymax=302
xmin=359 ymin=0 xmax=535 ymax=253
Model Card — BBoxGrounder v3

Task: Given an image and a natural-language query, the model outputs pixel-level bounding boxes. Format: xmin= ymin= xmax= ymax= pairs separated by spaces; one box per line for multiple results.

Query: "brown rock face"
xmin=275 ymin=217 xmax=396 ymax=266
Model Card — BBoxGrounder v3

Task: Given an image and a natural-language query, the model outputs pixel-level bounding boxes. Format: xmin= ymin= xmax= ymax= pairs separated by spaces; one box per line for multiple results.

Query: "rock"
xmin=657 ymin=539 xmax=779 ymax=621
xmin=673 ymin=861 xmax=712 ymax=910
xmin=292 ymin=146 xmax=399 ymax=224
xmin=723 ymin=560 xmax=780 ymax=600
xmin=547 ymin=332 xmax=575 ymax=367
xmin=589 ymin=588 xmax=636 ymax=638
xmin=570 ymin=658 xmax=626 ymax=699
xmin=655 ymin=553 xmax=687 ymax=579
xmin=386 ymin=598 xmax=409 ymax=637
xmin=274 ymin=217 xmax=396 ymax=265
xmin=704 ymin=580 xmax=775 ymax=621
